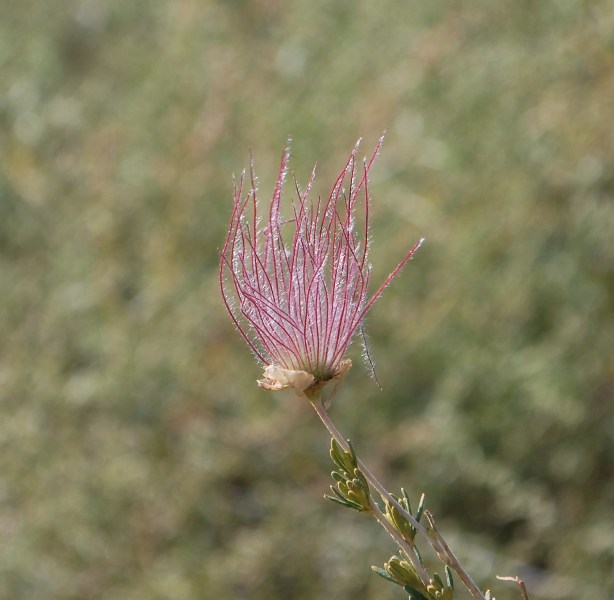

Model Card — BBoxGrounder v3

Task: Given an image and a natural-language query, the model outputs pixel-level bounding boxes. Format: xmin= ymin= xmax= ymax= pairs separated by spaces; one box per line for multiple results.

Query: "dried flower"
xmin=219 ymin=136 xmax=422 ymax=395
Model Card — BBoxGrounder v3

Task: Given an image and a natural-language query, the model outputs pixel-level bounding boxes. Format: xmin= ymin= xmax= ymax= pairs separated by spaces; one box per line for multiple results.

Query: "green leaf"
xmin=331 ymin=470 xmax=346 ymax=483
xmin=330 ymin=439 xmax=347 ymax=471
xmin=388 ymin=502 xmax=414 ymax=541
xmin=432 ymin=572 xmax=445 ymax=592
xmin=329 ymin=438 xmax=356 ymax=472
xmin=329 ymin=485 xmax=348 ymax=502
xmin=326 ymin=487 xmax=364 ymax=511
xmin=401 ymin=487 xmax=412 ymax=514
xmin=347 ymin=439 xmax=358 ymax=467
xmin=413 ymin=545 xmax=425 ymax=567
xmin=353 ymin=467 xmax=369 ymax=490
xmin=402 ymin=584 xmax=431 ymax=600
xmin=371 ymin=566 xmax=400 ymax=585
xmin=324 ymin=493 xmax=364 ymax=511
xmin=325 ymin=494 xmax=353 ymax=508
xmin=445 ymin=566 xmax=454 ymax=590
xmin=416 ymin=493 xmax=426 ymax=523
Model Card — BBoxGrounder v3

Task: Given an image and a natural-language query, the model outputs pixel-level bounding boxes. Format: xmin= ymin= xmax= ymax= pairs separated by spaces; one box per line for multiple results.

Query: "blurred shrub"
xmin=0 ymin=1 xmax=612 ymax=599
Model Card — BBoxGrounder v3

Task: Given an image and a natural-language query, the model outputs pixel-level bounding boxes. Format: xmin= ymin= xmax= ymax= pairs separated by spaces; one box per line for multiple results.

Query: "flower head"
xmin=220 ymin=136 xmax=422 ymax=395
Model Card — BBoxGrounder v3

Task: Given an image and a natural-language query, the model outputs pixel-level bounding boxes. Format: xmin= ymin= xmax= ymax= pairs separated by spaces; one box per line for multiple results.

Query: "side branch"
xmin=309 ymin=396 xmax=486 ymax=600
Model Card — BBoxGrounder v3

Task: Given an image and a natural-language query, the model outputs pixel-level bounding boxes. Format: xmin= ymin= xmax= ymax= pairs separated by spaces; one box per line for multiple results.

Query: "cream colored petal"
xmin=335 ymin=358 xmax=352 ymax=382
xmin=257 ymin=377 xmax=287 ymax=391
xmin=257 ymin=365 xmax=315 ymax=394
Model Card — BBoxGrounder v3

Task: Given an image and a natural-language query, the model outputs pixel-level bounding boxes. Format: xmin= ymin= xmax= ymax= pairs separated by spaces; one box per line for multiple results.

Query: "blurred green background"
xmin=1 ymin=1 xmax=612 ymax=598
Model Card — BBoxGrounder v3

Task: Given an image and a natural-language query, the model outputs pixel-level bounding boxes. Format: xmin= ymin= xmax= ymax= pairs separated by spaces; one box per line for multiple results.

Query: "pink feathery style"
xmin=219 ymin=136 xmax=423 ymax=393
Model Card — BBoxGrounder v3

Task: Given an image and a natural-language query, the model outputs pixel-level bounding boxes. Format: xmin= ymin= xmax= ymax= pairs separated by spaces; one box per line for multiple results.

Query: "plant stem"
xmin=310 ymin=396 xmax=486 ymax=600
xmin=496 ymin=576 xmax=530 ymax=600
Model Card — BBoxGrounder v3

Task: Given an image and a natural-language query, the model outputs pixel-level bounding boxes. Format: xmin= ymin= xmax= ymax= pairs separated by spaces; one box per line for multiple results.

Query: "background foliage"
xmin=1 ymin=1 xmax=612 ymax=598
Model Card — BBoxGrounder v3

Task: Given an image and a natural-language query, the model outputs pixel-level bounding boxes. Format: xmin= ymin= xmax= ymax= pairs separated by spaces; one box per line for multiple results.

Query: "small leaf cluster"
xmin=373 ymin=551 xmax=454 ymax=600
xmin=373 ymin=491 xmax=454 ymax=599
xmin=372 ymin=550 xmax=425 ymax=598
xmin=326 ymin=439 xmax=458 ymax=599
xmin=385 ymin=489 xmax=425 ymax=544
xmin=325 ymin=439 xmax=372 ymax=512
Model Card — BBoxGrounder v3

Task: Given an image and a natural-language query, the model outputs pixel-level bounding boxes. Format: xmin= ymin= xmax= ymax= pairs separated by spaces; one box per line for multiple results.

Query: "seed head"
xmin=219 ymin=136 xmax=422 ymax=395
